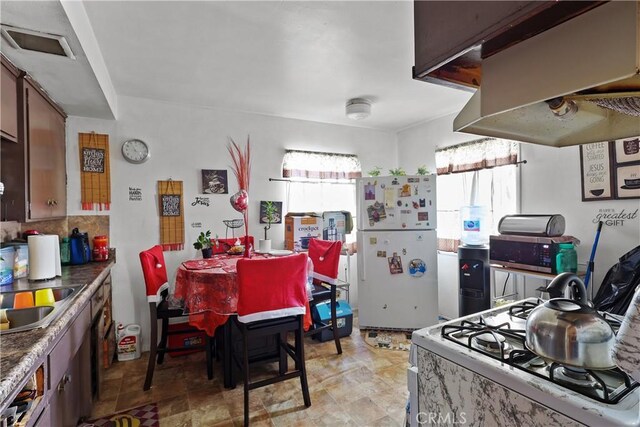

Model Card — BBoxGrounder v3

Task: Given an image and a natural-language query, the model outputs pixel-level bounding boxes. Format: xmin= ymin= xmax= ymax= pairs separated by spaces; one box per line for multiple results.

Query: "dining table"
xmin=173 ymin=251 xmax=311 ymax=388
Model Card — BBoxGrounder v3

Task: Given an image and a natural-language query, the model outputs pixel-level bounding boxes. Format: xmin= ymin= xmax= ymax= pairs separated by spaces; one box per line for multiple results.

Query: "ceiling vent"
xmin=1 ymin=25 xmax=75 ymax=59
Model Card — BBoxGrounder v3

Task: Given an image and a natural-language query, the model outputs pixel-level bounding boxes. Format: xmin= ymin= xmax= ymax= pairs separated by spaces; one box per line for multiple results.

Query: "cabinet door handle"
xmin=57 ymin=374 xmax=71 ymax=392
xmin=52 ymin=199 xmax=58 ymax=206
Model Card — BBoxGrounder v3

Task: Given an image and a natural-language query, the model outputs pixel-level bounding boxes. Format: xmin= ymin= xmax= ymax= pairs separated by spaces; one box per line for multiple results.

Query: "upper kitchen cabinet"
xmin=0 ymin=61 xmax=67 ymax=222
xmin=1 ymin=57 xmax=20 ymax=142
xmin=413 ymin=1 xmax=605 ymax=90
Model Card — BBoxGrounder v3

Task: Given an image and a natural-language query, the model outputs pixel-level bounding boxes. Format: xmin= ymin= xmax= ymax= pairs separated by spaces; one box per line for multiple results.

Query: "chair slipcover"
xmin=236 ymin=253 xmax=308 ymax=323
xmin=308 ymin=239 xmax=342 ymax=285
xmin=140 ymin=245 xmax=169 ymax=302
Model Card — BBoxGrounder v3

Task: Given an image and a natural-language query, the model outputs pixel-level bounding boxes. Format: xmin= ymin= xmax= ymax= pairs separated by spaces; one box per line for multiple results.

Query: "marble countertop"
xmin=0 ymin=257 xmax=115 ymax=410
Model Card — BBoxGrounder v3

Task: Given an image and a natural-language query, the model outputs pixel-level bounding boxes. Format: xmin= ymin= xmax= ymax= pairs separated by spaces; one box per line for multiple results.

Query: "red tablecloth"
xmin=174 ymin=253 xmax=312 ymax=336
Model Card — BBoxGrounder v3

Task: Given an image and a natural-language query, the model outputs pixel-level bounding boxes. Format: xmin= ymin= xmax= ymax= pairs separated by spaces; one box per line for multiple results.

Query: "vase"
xmin=202 ymin=248 xmax=213 ymax=259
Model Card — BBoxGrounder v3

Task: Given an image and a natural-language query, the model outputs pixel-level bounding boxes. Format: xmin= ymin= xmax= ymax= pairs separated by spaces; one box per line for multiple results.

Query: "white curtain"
xmin=282 ymin=150 xmax=362 ymax=180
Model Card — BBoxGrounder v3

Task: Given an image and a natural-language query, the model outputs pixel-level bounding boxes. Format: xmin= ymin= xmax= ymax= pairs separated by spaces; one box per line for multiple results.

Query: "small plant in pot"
xmin=193 ymin=230 xmax=214 ymax=258
xmin=260 ymin=201 xmax=277 ymax=253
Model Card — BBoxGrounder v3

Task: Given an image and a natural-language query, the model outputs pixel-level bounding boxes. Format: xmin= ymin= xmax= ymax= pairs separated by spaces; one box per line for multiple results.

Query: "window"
xmin=435 ymin=139 xmax=520 ymax=252
xmin=282 ymin=150 xmax=361 ymax=243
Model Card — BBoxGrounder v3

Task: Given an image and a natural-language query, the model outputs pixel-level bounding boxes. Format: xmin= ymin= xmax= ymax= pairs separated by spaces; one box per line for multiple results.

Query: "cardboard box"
xmin=285 ymin=213 xmax=323 ymax=251
xmin=322 ymin=211 xmax=348 ymax=243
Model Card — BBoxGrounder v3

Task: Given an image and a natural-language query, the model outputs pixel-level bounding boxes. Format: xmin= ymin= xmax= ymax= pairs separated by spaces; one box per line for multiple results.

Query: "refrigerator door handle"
xmin=360 ymin=244 xmax=366 ymax=282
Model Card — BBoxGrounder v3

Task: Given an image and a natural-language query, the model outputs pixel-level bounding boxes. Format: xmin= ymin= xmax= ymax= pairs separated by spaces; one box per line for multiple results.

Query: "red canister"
xmin=92 ymin=235 xmax=109 ymax=262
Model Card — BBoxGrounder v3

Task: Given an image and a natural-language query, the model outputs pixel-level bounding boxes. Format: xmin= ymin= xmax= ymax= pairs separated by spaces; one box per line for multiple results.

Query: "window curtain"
xmin=282 ymin=150 xmax=362 ymax=180
xmin=435 ymin=138 xmax=519 ymax=175
xmin=435 ymin=138 xmax=519 ymax=252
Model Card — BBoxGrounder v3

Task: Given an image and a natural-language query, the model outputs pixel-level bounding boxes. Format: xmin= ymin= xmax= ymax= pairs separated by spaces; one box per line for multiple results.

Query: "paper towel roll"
xmin=612 ymin=284 xmax=640 ymax=382
xmin=28 ymin=235 xmax=61 ymax=281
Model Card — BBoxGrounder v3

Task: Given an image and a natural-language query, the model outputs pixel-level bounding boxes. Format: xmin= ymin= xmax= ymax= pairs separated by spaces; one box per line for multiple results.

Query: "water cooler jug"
xmin=458 ymin=176 xmax=492 ymax=316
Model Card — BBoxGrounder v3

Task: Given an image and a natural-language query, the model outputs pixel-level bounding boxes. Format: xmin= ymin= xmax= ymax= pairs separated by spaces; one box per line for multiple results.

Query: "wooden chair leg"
xmin=242 ymin=326 xmax=251 ymax=427
xmin=144 ymin=305 xmax=158 ymax=391
xmin=157 ymin=318 xmax=169 ymax=364
xmin=297 ymin=316 xmax=311 ymax=407
xmin=278 ymin=333 xmax=288 ymax=375
xmin=330 ymin=286 xmax=342 ymax=355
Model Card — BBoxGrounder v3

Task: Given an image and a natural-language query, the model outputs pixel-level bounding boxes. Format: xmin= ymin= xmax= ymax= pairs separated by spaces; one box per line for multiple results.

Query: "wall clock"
xmin=121 ymin=139 xmax=150 ymax=164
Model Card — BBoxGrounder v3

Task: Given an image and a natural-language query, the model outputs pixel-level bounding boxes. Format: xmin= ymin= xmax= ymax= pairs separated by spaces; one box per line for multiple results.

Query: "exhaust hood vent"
xmin=454 ymin=1 xmax=640 ymax=148
xmin=1 ymin=25 xmax=75 ymax=59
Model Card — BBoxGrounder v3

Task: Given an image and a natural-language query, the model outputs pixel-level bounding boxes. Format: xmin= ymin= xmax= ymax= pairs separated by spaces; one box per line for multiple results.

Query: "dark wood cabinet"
xmin=1 ymin=58 xmax=19 ymax=142
xmin=413 ymin=1 xmax=604 ymax=89
xmin=25 ymin=80 xmax=67 ymax=220
xmin=0 ymin=59 xmax=67 ymax=222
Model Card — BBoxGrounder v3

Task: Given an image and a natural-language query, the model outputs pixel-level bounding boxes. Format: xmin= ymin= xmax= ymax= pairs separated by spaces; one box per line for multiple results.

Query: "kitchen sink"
xmin=0 ymin=285 xmax=86 ymax=334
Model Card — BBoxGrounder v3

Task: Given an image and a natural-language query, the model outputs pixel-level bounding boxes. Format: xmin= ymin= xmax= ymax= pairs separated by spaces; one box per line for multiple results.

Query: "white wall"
xmin=520 ymin=143 xmax=640 ymax=299
xmin=67 ymin=96 xmax=397 ymax=350
xmin=397 ymin=113 xmax=640 ymax=319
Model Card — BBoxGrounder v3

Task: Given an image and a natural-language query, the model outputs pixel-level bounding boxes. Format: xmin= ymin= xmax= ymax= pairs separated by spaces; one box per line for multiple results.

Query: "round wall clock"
xmin=121 ymin=139 xmax=150 ymax=164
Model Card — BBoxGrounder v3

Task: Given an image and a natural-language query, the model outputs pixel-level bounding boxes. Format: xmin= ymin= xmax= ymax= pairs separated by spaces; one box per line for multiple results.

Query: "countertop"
xmin=0 ymin=256 xmax=115 ymax=410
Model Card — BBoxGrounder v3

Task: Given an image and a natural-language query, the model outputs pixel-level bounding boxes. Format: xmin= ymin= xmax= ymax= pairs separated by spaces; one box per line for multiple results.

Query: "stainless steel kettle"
xmin=525 ymin=273 xmax=616 ymax=370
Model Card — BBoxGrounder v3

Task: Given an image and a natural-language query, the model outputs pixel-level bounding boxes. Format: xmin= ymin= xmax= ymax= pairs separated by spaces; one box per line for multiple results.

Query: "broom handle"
xmin=584 ymin=221 xmax=603 ymax=289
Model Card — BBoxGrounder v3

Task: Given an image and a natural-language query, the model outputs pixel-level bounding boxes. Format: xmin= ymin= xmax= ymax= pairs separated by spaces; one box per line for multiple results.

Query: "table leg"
xmin=223 ymin=319 xmax=235 ymax=389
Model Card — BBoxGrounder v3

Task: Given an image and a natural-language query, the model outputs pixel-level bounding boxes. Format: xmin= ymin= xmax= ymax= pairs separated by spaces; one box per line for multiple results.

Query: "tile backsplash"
xmin=1 ymin=216 xmax=109 ymax=245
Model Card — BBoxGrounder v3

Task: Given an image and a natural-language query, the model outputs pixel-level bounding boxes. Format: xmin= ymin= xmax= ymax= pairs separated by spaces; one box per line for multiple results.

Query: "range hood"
xmin=454 ymin=1 xmax=640 ymax=147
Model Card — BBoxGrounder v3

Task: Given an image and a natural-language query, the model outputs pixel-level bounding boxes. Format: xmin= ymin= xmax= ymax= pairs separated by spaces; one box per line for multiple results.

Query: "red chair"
xmin=306 ymin=238 xmax=347 ymax=354
xmin=212 ymin=236 xmax=255 ymax=254
xmin=233 ymin=253 xmax=311 ymax=426
xmin=139 ymin=245 xmax=214 ymax=391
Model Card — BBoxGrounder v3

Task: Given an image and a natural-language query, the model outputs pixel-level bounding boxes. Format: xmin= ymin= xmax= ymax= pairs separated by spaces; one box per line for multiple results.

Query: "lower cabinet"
xmin=47 ymin=330 xmax=91 ymax=427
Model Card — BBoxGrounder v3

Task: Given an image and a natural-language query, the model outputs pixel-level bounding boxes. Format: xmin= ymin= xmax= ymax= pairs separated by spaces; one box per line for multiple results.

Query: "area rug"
xmin=362 ymin=329 xmax=413 ymax=351
xmin=80 ymin=403 xmax=159 ymax=427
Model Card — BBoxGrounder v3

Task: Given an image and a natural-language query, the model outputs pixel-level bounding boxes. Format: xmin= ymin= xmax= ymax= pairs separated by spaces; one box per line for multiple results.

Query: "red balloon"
xmin=230 ymin=190 xmax=248 ymax=212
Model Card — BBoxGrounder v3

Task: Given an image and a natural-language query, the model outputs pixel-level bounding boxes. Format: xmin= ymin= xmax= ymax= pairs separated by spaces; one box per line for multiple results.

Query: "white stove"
xmin=409 ymin=299 xmax=640 ymax=427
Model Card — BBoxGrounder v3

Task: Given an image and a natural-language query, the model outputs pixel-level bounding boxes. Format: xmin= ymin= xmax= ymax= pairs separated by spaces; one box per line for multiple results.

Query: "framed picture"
xmin=614 ymin=164 xmax=640 ymax=199
xmin=614 ymin=137 xmax=640 ymax=164
xmin=201 ymin=170 xmax=228 ymax=194
xmin=259 ymin=201 xmax=283 ymax=224
xmin=160 ymin=195 xmax=181 ymax=216
xmin=81 ymin=148 xmax=105 ymax=173
xmin=580 ymin=141 xmax=614 ymax=201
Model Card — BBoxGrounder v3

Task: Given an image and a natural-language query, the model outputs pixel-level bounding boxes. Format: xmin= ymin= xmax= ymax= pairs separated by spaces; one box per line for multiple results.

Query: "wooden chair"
xmin=305 ymin=238 xmax=347 ymax=354
xmin=139 ymin=245 xmax=214 ymax=391
xmin=232 ymin=253 xmax=311 ymax=426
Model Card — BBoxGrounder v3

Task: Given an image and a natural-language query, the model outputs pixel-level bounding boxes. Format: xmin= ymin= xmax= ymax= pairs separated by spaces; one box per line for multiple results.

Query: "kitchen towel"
xmin=27 ymin=235 xmax=61 ymax=281
xmin=612 ymin=284 xmax=640 ymax=382
xmin=79 ymin=132 xmax=111 ymax=210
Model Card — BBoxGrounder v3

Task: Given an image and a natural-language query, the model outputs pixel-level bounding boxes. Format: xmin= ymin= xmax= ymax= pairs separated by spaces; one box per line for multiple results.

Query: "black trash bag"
xmin=593 ymin=245 xmax=640 ymax=315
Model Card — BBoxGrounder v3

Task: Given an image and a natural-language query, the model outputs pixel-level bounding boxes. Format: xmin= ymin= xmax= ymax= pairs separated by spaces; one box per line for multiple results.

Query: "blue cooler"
xmin=310 ymin=300 xmax=353 ymax=342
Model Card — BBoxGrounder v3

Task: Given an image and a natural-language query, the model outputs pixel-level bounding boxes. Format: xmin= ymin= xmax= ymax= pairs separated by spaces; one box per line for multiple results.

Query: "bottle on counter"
xmin=92 ymin=235 xmax=109 ymax=262
xmin=60 ymin=238 xmax=71 ymax=265
xmin=555 ymin=243 xmax=577 ymax=273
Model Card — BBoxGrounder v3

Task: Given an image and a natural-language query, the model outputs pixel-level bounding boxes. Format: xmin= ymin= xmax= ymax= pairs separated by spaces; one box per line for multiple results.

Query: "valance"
xmin=435 ymin=138 xmax=519 ymax=175
xmin=283 ymin=150 xmax=362 ymax=180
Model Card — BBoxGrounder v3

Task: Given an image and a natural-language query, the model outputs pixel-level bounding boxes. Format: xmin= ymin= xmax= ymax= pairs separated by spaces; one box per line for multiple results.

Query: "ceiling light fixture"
xmin=346 ymin=98 xmax=372 ymax=120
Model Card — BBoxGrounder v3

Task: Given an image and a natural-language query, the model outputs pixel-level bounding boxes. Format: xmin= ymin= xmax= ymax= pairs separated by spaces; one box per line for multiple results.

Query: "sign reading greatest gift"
xmin=592 ymin=208 xmax=638 ymax=226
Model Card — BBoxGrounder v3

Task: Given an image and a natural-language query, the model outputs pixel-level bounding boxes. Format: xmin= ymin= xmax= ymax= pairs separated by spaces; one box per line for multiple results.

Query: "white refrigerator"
xmin=356 ymin=175 xmax=438 ymax=329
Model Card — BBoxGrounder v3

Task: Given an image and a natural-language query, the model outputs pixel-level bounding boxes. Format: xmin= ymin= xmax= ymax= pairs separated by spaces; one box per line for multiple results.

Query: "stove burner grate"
xmin=552 ymin=366 xmax=601 ymax=389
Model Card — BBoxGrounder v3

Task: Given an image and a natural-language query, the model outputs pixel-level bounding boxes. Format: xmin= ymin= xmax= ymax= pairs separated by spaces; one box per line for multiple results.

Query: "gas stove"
xmin=440 ymin=299 xmax=638 ymax=404
xmin=411 ymin=298 xmax=640 ymax=426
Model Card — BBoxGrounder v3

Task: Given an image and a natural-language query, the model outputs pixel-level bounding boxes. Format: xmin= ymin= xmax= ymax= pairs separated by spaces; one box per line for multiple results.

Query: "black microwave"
xmin=489 ymin=235 xmax=577 ymax=274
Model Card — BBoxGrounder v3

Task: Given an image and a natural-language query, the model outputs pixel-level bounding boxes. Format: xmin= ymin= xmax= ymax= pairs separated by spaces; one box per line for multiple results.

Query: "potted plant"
xmin=259 ymin=201 xmax=277 ymax=253
xmin=389 ymin=167 xmax=407 ymax=176
xmin=193 ymin=230 xmax=214 ymax=258
xmin=367 ymin=166 xmax=382 ymax=177
xmin=417 ymin=165 xmax=430 ymax=175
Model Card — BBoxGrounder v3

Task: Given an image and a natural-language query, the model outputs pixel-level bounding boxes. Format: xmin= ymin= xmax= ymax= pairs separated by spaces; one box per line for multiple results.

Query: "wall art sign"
xmin=128 ymin=187 xmax=142 ymax=201
xmin=191 ymin=197 xmax=210 ymax=207
xmin=580 ymin=141 xmax=614 ymax=201
xmin=201 ymin=169 xmax=228 ymax=194
xmin=259 ymin=201 xmax=283 ymax=224
xmin=158 ymin=180 xmax=184 ymax=251
xmin=161 ymin=195 xmax=181 ymax=216
xmin=592 ymin=208 xmax=638 ymax=226
xmin=191 ymin=222 xmax=203 ymax=229
xmin=615 ymin=137 xmax=640 ymax=164
xmin=615 ymin=164 xmax=640 ymax=199
xmin=82 ymin=148 xmax=105 ymax=173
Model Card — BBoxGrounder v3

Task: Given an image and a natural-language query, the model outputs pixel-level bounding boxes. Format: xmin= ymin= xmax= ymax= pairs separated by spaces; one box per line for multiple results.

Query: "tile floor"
xmin=91 ymin=318 xmax=410 ymax=426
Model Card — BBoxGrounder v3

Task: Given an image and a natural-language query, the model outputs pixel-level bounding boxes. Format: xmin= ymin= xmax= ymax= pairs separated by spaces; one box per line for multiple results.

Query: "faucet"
xmin=545 ymin=272 xmax=588 ymax=304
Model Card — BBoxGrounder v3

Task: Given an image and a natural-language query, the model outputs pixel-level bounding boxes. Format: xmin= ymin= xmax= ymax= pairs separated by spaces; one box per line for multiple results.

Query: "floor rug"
xmin=80 ymin=403 xmax=159 ymax=427
xmin=362 ymin=329 xmax=413 ymax=351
